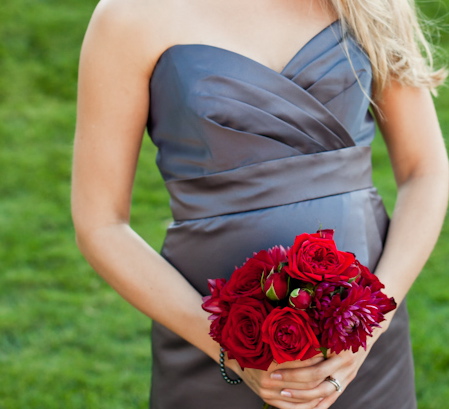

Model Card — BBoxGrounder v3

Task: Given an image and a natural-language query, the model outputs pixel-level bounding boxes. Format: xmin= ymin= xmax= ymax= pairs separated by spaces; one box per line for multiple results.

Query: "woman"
xmin=72 ymin=0 xmax=448 ymax=408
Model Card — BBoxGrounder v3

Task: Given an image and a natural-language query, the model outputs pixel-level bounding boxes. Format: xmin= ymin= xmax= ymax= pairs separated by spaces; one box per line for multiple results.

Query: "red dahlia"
xmin=316 ymin=282 xmax=396 ymax=354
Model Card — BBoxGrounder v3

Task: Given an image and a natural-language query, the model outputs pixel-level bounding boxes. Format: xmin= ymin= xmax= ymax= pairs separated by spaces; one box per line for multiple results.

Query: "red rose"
xmin=221 ymin=297 xmax=273 ymax=370
xmin=222 ymin=257 xmax=266 ymax=300
xmin=287 ymin=233 xmax=355 ymax=284
xmin=262 ymin=307 xmax=320 ymax=363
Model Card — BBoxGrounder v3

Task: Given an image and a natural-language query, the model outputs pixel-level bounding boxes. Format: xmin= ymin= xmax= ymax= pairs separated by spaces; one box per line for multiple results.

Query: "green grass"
xmin=0 ymin=1 xmax=448 ymax=408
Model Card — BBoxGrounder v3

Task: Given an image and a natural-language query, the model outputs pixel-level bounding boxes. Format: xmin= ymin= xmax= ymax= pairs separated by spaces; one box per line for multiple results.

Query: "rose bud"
xmin=289 ymin=288 xmax=312 ymax=310
xmin=344 ymin=262 xmax=362 ymax=283
xmin=263 ymin=270 xmax=290 ymax=301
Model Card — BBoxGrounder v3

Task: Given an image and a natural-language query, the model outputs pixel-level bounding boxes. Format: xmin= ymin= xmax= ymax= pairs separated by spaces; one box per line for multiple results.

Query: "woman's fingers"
xmin=242 ymin=351 xmax=363 ymax=408
xmin=269 ymin=354 xmax=345 ymax=388
xmin=256 ymin=371 xmax=342 ymax=408
xmin=281 ymin=379 xmax=341 ymax=401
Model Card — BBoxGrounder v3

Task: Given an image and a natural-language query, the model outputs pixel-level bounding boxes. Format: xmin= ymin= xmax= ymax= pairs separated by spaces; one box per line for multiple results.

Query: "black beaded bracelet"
xmin=219 ymin=348 xmax=242 ymax=385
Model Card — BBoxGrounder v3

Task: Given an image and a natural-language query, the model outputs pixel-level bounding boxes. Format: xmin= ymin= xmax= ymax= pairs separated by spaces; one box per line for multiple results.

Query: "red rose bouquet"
xmin=202 ymin=230 xmax=396 ymax=372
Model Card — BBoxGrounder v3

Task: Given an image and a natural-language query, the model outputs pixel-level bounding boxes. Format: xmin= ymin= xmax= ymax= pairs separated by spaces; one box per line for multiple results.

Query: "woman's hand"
xmin=229 ymin=356 xmax=325 ymax=409
xmin=227 ymin=325 xmax=386 ymax=409
xmin=265 ymin=349 xmax=366 ymax=409
xmin=235 ymin=351 xmax=362 ymax=409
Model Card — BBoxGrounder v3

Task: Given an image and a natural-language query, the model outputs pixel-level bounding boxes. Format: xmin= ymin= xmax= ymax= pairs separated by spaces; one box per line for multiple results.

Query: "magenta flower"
xmin=253 ymin=245 xmax=288 ymax=274
xmin=315 ymin=282 xmax=396 ymax=354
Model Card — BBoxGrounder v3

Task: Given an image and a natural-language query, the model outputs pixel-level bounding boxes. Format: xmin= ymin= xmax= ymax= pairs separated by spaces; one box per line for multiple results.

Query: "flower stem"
xmin=320 ymin=347 xmax=328 ymax=359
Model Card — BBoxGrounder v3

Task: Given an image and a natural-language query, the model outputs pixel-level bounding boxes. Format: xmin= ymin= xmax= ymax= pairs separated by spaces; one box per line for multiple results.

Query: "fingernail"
xmin=271 ymin=372 xmax=282 ymax=380
xmin=280 ymin=390 xmax=292 ymax=398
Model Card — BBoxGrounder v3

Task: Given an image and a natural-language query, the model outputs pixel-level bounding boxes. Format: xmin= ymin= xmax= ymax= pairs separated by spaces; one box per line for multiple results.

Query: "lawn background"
xmin=0 ymin=1 xmax=448 ymax=408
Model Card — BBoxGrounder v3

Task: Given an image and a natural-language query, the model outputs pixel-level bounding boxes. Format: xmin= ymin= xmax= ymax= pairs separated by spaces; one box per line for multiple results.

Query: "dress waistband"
xmin=165 ymin=146 xmax=373 ymax=221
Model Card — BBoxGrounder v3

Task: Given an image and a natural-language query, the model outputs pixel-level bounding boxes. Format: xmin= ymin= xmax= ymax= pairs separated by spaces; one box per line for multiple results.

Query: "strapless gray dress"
xmin=147 ymin=20 xmax=417 ymax=409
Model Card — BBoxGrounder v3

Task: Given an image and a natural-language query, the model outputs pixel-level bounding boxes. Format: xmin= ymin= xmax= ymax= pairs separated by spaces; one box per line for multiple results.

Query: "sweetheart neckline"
xmin=153 ymin=19 xmax=341 ymax=77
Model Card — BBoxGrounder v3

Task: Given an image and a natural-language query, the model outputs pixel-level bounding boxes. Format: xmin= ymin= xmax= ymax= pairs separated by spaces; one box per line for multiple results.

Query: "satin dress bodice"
xmin=148 ymin=20 xmax=374 ymax=182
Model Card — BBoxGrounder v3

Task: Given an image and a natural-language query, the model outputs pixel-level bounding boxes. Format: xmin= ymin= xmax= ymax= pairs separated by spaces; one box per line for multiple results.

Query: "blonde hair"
xmin=328 ymin=0 xmax=447 ymax=96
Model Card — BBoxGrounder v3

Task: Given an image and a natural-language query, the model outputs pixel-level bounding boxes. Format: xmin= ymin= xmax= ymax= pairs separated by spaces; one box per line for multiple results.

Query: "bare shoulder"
xmin=92 ymin=0 xmax=173 ymax=31
xmin=83 ymin=0 xmax=178 ymax=75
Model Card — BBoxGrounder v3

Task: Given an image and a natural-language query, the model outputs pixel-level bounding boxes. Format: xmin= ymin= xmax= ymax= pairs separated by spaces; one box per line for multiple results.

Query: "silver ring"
xmin=325 ymin=376 xmax=342 ymax=392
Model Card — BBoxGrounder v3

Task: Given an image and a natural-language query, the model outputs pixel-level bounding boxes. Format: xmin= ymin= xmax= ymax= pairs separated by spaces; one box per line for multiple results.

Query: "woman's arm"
xmin=371 ymin=82 xmax=448 ymax=305
xmin=72 ymin=0 xmax=219 ymax=361
xmin=253 ymin=82 xmax=448 ymax=409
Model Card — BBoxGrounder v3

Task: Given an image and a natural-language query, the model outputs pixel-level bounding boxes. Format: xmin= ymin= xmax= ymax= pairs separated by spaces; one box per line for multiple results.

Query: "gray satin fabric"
xmin=147 ymin=20 xmax=416 ymax=409
xmin=167 ymin=146 xmax=373 ymax=220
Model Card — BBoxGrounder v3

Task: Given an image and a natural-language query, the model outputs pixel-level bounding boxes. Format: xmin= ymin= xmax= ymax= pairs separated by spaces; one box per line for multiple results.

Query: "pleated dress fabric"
xmin=147 ymin=20 xmax=417 ymax=409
